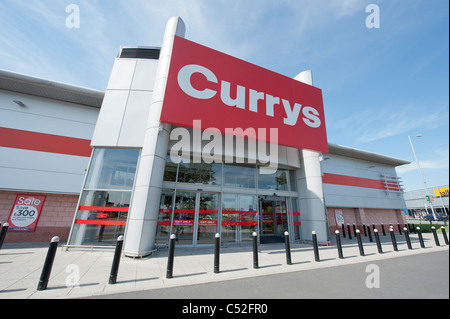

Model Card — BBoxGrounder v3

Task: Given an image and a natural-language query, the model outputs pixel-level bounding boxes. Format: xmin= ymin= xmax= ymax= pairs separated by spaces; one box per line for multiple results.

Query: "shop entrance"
xmin=169 ymin=191 xmax=219 ymax=246
xmin=259 ymin=196 xmax=288 ymax=243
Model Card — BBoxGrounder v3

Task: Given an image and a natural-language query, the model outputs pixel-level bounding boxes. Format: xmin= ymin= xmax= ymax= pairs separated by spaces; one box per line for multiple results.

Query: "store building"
xmin=0 ymin=68 xmax=102 ymax=242
xmin=403 ymin=185 xmax=449 ymax=218
xmin=1 ymin=17 xmax=409 ymax=254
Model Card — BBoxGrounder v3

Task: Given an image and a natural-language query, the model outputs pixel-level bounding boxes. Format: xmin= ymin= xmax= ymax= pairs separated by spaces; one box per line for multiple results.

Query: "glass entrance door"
xmin=260 ymin=199 xmax=275 ymax=235
xmin=259 ymin=196 xmax=287 ymax=237
xmin=170 ymin=191 xmax=219 ymax=246
xmin=197 ymin=193 xmax=219 ymax=245
xmin=172 ymin=191 xmax=196 ymax=245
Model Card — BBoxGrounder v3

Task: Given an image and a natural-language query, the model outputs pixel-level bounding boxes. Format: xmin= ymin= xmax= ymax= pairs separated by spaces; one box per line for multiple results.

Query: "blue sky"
xmin=0 ymin=0 xmax=448 ymax=192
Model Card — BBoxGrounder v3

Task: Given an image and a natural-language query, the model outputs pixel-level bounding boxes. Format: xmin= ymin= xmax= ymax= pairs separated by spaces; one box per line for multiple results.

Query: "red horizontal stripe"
xmin=75 ymin=219 xmax=126 ymax=226
xmin=222 ymin=210 xmax=258 ymax=215
xmin=0 ymin=127 xmax=92 ymax=157
xmin=222 ymin=221 xmax=258 ymax=226
xmin=322 ymin=173 xmax=385 ymax=190
xmin=79 ymin=206 xmax=129 ymax=212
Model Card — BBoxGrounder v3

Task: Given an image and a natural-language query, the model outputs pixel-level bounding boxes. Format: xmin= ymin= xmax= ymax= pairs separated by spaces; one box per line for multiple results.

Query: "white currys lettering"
xmin=177 ymin=64 xmax=322 ymax=128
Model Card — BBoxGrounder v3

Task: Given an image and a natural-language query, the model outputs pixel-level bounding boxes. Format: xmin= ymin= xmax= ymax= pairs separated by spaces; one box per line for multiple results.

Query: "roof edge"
xmin=328 ymin=143 xmax=411 ymax=166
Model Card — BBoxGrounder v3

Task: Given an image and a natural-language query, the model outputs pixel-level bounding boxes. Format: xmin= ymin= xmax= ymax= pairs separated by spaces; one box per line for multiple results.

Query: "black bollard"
xmin=347 ymin=224 xmax=352 ymax=240
xmin=381 ymin=224 xmax=386 ymax=236
xmin=441 ymin=226 xmax=449 ymax=245
xmin=284 ymin=231 xmax=292 ymax=265
xmin=335 ymin=230 xmax=344 ymax=259
xmin=363 ymin=224 xmax=367 ymax=237
xmin=341 ymin=224 xmax=346 ymax=238
xmin=109 ymin=235 xmax=124 ymax=284
xmin=166 ymin=234 xmax=176 ymax=279
xmin=37 ymin=236 xmax=59 ymax=291
xmin=214 ymin=233 xmax=220 ymax=273
xmin=417 ymin=227 xmax=425 ymax=248
xmin=412 ymin=223 xmax=416 ymax=234
xmin=390 ymin=227 xmax=398 ymax=251
xmin=352 ymin=224 xmax=357 ymax=237
xmin=431 ymin=227 xmax=440 ymax=246
xmin=0 ymin=222 xmax=9 ymax=250
xmin=312 ymin=231 xmax=320 ymax=262
xmin=397 ymin=224 xmax=402 ymax=235
xmin=374 ymin=229 xmax=383 ymax=253
xmin=367 ymin=225 xmax=373 ymax=242
xmin=356 ymin=230 xmax=365 ymax=256
xmin=404 ymin=228 xmax=412 ymax=250
xmin=252 ymin=232 xmax=259 ymax=269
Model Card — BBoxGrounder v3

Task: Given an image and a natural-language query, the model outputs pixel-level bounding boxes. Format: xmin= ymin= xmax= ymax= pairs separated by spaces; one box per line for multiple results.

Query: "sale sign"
xmin=7 ymin=195 xmax=45 ymax=232
xmin=161 ymin=36 xmax=328 ymax=153
xmin=334 ymin=209 xmax=345 ymax=228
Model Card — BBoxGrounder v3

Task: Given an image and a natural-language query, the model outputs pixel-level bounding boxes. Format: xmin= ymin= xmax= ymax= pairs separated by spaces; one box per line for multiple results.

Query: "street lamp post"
xmin=408 ymin=135 xmax=437 ymax=220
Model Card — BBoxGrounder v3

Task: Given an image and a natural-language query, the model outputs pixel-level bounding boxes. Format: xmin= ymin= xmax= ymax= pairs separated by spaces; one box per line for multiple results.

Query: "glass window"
xmin=223 ymin=164 xmax=256 ymax=188
xmin=85 ymin=148 xmax=140 ymax=190
xmin=239 ymin=195 xmax=258 ymax=242
xmin=258 ymin=169 xmax=288 ymax=191
xmin=289 ymin=170 xmax=297 ymax=191
xmin=163 ymin=156 xmax=222 ymax=185
xmin=69 ymin=148 xmax=139 ymax=246
xmin=221 ymin=193 xmax=237 ymax=243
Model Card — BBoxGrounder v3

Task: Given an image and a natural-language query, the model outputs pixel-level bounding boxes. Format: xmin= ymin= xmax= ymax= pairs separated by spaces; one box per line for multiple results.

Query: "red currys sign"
xmin=161 ymin=36 xmax=328 ymax=153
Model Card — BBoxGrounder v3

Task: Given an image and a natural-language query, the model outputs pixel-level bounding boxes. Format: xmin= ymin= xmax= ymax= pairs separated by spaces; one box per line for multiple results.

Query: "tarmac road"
xmin=88 ymin=250 xmax=448 ymax=300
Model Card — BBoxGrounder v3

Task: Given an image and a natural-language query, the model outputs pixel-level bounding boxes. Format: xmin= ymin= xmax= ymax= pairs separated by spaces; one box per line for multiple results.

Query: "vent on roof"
xmin=119 ymin=47 xmax=160 ymax=59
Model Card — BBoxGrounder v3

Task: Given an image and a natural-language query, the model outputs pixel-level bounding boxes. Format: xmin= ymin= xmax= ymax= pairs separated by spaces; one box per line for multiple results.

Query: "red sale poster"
xmin=7 ymin=194 xmax=46 ymax=232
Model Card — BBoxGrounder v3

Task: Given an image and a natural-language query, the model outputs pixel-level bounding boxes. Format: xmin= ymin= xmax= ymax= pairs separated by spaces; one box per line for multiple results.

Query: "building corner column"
xmin=123 ymin=16 xmax=186 ymax=257
xmin=295 ymin=70 xmax=329 ymax=243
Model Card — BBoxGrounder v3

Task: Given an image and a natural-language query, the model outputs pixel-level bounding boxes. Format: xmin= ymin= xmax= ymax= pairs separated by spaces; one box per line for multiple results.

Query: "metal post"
xmin=404 ymin=228 xmax=412 ymax=250
xmin=166 ymin=234 xmax=176 ymax=279
xmin=341 ymin=224 xmax=346 ymax=238
xmin=363 ymin=224 xmax=367 ymax=237
xmin=367 ymin=225 xmax=373 ymax=242
xmin=312 ymin=231 xmax=320 ymax=262
xmin=109 ymin=235 xmax=124 ymax=284
xmin=284 ymin=231 xmax=292 ymax=265
xmin=374 ymin=229 xmax=383 ymax=253
xmin=431 ymin=227 xmax=440 ymax=246
xmin=214 ymin=233 xmax=220 ymax=273
xmin=37 ymin=236 xmax=59 ymax=291
xmin=381 ymin=224 xmax=386 ymax=236
xmin=417 ymin=227 xmax=425 ymax=248
xmin=335 ymin=230 xmax=344 ymax=259
xmin=352 ymin=224 xmax=357 ymax=238
xmin=412 ymin=223 xmax=416 ymax=234
xmin=397 ymin=224 xmax=402 ymax=235
xmin=347 ymin=224 xmax=352 ymax=240
xmin=252 ymin=232 xmax=259 ymax=269
xmin=390 ymin=226 xmax=398 ymax=251
xmin=441 ymin=227 xmax=449 ymax=245
xmin=0 ymin=222 xmax=9 ymax=250
xmin=356 ymin=229 xmax=365 ymax=256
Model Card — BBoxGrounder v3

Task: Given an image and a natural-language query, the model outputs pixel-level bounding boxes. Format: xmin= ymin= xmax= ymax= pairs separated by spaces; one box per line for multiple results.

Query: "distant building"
xmin=403 ymin=185 xmax=449 ymax=218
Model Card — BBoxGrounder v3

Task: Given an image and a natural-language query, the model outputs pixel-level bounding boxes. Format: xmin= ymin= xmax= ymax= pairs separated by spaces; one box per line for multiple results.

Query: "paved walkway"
xmin=0 ymin=231 xmax=448 ymax=299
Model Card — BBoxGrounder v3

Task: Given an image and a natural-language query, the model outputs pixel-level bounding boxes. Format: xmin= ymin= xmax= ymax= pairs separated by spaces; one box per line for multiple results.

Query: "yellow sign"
xmin=434 ymin=187 xmax=449 ymax=198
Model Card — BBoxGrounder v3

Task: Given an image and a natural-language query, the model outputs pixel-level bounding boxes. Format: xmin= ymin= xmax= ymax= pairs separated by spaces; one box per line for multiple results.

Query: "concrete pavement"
xmin=0 ymin=231 xmax=448 ymax=299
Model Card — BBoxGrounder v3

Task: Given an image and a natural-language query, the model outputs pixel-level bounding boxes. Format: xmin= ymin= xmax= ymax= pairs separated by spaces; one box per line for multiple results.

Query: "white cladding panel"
xmin=0 ymin=89 xmax=98 ymax=193
xmin=0 ymin=148 xmax=89 ymax=194
xmin=0 ymin=89 xmax=98 ymax=139
xmin=90 ymin=58 xmax=158 ymax=148
xmin=321 ymin=154 xmax=406 ymax=209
